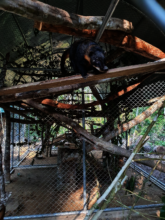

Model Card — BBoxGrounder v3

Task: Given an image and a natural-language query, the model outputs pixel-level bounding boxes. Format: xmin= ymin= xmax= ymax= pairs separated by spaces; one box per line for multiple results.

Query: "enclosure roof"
xmin=0 ymin=0 xmax=165 ymax=87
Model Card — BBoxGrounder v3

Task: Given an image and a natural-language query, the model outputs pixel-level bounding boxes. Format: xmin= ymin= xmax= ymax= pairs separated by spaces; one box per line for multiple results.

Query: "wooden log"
xmin=0 ymin=78 xmax=112 ymax=103
xmin=0 ymin=0 xmax=133 ymax=32
xmin=35 ymin=22 xmax=165 ymax=61
xmin=24 ymin=99 xmax=165 ymax=173
xmin=48 ymin=134 xmax=66 ymax=145
xmin=0 ymin=61 xmax=165 ymax=97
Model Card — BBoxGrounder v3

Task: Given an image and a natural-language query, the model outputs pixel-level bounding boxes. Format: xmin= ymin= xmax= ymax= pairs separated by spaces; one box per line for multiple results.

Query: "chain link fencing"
xmin=0 ymin=0 xmax=165 ymax=219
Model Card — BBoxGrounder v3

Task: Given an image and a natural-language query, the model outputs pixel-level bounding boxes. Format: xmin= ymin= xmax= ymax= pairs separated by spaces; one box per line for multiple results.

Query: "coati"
xmin=61 ymin=39 xmax=108 ymax=78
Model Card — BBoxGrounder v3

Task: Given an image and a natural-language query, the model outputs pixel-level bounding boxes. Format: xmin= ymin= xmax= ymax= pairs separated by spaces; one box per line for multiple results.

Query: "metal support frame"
xmin=4 ymin=204 xmax=163 ymax=219
xmin=0 ymin=67 xmax=61 ymax=72
xmin=17 ymin=108 xmax=20 ymax=162
xmin=130 ymin=162 xmax=165 ymax=191
xmin=14 ymin=149 xmax=30 ymax=168
xmin=28 ymin=124 xmax=30 ymax=151
xmin=11 ymin=111 xmax=14 ymax=169
xmin=14 ymin=164 xmax=57 ymax=169
xmin=12 ymin=14 xmax=29 ymax=46
xmin=82 ymin=87 xmax=87 ymax=211
xmin=95 ymin=0 xmax=120 ymax=43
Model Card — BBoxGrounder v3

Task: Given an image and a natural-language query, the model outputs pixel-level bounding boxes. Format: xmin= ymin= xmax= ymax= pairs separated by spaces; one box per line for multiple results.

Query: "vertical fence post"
xmin=18 ymin=108 xmax=20 ymax=161
xmin=4 ymin=110 xmax=11 ymax=183
xmin=11 ymin=111 xmax=14 ymax=169
xmin=28 ymin=124 xmax=30 ymax=150
xmin=0 ymin=144 xmax=6 ymax=219
xmin=82 ymin=87 xmax=87 ymax=211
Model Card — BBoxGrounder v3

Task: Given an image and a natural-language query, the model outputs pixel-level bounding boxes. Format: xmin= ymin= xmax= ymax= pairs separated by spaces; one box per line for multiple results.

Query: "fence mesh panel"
xmin=0 ymin=0 xmax=165 ymax=219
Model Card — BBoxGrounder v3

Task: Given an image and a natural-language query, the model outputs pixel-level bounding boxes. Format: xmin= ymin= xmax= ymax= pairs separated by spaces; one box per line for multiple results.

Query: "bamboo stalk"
xmin=91 ymin=176 xmax=127 ymax=220
xmin=85 ymin=107 xmax=162 ymax=220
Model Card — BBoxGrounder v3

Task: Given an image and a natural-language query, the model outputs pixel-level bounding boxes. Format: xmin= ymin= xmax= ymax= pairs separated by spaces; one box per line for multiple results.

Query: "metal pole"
xmin=4 ymin=110 xmax=11 ymax=183
xmin=28 ymin=124 xmax=30 ymax=150
xmin=17 ymin=109 xmax=20 ymax=162
xmin=11 ymin=111 xmax=14 ymax=169
xmin=3 ymin=204 xmax=164 ymax=219
xmin=82 ymin=87 xmax=87 ymax=211
xmin=95 ymin=0 xmax=120 ymax=43
xmin=0 ymin=67 xmax=61 ymax=71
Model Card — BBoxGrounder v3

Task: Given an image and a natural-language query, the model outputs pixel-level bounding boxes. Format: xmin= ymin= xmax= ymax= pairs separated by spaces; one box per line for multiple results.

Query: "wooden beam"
xmin=35 ymin=22 xmax=165 ymax=61
xmin=0 ymin=61 xmax=165 ymax=97
xmin=0 ymin=78 xmax=112 ymax=103
xmin=0 ymin=0 xmax=133 ymax=32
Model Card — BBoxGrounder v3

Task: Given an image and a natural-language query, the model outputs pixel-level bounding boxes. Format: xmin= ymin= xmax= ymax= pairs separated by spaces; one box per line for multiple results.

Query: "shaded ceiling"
xmin=0 ymin=0 xmax=165 ymax=87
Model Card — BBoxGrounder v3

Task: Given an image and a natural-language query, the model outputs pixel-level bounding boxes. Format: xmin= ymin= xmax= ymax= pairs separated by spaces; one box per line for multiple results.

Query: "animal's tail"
xmin=61 ymin=48 xmax=70 ymax=74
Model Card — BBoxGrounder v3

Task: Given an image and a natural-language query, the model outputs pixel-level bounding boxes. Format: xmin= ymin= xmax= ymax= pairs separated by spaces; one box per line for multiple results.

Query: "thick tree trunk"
xmin=4 ymin=111 xmax=10 ymax=184
xmin=0 ymin=0 xmax=133 ymax=32
xmin=35 ymin=22 xmax=165 ymax=61
xmin=24 ymin=99 xmax=165 ymax=173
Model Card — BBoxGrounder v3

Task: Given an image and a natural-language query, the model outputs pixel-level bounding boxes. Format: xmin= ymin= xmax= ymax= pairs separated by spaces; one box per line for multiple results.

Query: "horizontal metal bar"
xmin=4 ymin=204 xmax=163 ymax=219
xmin=13 ymin=150 xmax=30 ymax=168
xmin=0 ymin=67 xmax=61 ymax=72
xmin=130 ymin=162 xmax=165 ymax=190
xmin=13 ymin=164 xmax=57 ymax=169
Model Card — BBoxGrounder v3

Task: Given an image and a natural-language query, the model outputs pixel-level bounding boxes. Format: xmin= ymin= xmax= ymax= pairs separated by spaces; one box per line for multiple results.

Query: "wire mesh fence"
xmin=0 ymin=78 xmax=164 ymax=218
xmin=0 ymin=0 xmax=165 ymax=219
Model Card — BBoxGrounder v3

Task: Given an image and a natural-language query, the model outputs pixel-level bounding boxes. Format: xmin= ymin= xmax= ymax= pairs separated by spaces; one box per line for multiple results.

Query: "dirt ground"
xmin=5 ymin=165 xmax=164 ymax=218
xmin=3 ymin=148 xmax=164 ymax=219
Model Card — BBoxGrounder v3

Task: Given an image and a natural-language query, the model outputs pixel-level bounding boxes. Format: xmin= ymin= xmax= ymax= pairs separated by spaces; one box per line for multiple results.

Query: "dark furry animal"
xmin=61 ymin=40 xmax=108 ymax=78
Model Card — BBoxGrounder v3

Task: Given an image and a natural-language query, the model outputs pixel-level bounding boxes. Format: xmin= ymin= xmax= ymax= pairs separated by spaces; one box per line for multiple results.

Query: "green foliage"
xmin=130 ymin=107 xmax=165 ymax=147
xmin=125 ymin=175 xmax=136 ymax=195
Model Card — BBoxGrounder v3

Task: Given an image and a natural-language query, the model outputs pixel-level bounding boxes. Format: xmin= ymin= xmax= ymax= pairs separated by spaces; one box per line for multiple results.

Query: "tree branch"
xmin=23 ymin=99 xmax=165 ymax=173
xmin=0 ymin=0 xmax=133 ymax=32
xmin=35 ymin=22 xmax=165 ymax=61
xmin=104 ymin=95 xmax=165 ymax=141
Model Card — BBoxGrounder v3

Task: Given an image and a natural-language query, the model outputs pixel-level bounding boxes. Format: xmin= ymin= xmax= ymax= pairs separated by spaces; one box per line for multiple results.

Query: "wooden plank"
xmin=0 ymin=78 xmax=112 ymax=103
xmin=0 ymin=0 xmax=133 ymax=32
xmin=35 ymin=22 xmax=165 ymax=61
xmin=0 ymin=61 xmax=165 ymax=96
